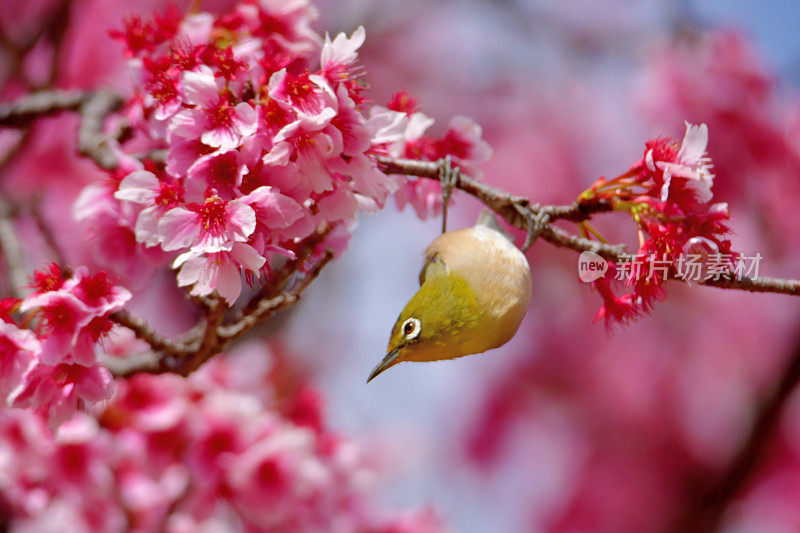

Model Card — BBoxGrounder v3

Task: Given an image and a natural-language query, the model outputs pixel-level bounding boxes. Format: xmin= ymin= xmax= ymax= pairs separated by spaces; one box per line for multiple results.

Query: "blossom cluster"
xmin=641 ymin=30 xmax=800 ymax=253
xmin=0 ymin=340 xmax=447 ymax=532
xmin=72 ymin=1 xmax=491 ymax=305
xmin=0 ymin=265 xmax=129 ymax=430
xmin=580 ymin=122 xmax=734 ymax=326
xmin=373 ymin=91 xmax=492 ymax=218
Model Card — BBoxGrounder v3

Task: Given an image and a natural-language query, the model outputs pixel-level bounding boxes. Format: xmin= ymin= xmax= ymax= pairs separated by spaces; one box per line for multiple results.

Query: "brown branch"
xmin=27 ymin=197 xmax=69 ymax=267
xmin=76 ymin=90 xmax=125 ymax=169
xmin=0 ymin=196 xmax=27 ymax=298
xmin=219 ymin=251 xmax=334 ymax=342
xmin=109 ymin=309 xmax=189 ymax=358
xmin=376 ymin=156 xmax=800 ymax=296
xmin=0 ymin=89 xmax=124 ymax=169
xmin=108 ymin=250 xmax=334 ymax=377
xmin=0 ymin=89 xmax=88 ymax=128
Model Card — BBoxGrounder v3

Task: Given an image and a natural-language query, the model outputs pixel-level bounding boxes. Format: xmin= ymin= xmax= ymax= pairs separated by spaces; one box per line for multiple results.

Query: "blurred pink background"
xmin=4 ymin=0 xmax=800 ymax=531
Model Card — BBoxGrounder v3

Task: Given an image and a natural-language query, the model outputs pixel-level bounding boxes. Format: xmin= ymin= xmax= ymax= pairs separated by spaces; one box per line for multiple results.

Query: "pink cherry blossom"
xmin=330 ymin=85 xmax=371 ymax=156
xmin=0 ymin=322 xmax=39 ymax=399
xmin=321 ymin=25 xmax=366 ymax=84
xmin=66 ymin=268 xmax=132 ymax=316
xmin=648 ymin=122 xmax=715 ymax=203
xmin=21 ymin=291 xmax=93 ymax=366
xmin=158 ymin=196 xmax=256 ymax=253
xmin=174 ymin=242 xmax=266 ymax=304
xmin=186 ymin=149 xmax=248 ymax=200
xmin=170 ymin=66 xmax=258 ymax=150
xmin=268 ymin=68 xmax=337 ymax=131
xmin=264 ymin=131 xmax=339 ymax=196
xmin=225 ymin=427 xmax=328 ymax=528
xmin=366 ymin=106 xmax=410 ymax=149
xmin=12 ymin=363 xmax=114 ymax=431
xmin=239 ymin=185 xmax=305 ymax=243
xmin=115 ymin=169 xmax=186 ymax=247
xmin=328 ymin=153 xmax=399 ymax=208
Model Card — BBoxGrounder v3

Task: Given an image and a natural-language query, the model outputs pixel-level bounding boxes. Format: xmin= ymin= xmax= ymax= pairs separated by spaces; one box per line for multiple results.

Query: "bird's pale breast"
xmin=425 ymin=225 xmax=532 ymax=351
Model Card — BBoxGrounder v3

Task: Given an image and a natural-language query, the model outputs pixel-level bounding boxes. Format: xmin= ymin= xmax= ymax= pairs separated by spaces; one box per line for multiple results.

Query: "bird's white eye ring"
xmin=402 ymin=318 xmax=421 ymax=340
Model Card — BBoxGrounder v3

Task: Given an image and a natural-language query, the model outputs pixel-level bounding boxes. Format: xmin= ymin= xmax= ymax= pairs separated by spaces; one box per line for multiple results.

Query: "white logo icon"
xmin=578 ymin=251 xmax=608 ymax=282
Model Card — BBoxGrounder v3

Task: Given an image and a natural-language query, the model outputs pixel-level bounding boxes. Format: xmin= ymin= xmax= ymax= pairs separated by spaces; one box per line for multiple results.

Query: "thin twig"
xmin=0 ymin=196 xmax=27 ymax=298
xmin=28 ymin=196 xmax=68 ymax=266
xmin=108 ymin=250 xmax=334 ymax=377
xmin=219 ymin=251 xmax=334 ymax=342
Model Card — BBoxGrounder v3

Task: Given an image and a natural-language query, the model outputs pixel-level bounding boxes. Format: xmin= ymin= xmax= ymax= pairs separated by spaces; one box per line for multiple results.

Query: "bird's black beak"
xmin=367 ymin=347 xmax=401 ymax=383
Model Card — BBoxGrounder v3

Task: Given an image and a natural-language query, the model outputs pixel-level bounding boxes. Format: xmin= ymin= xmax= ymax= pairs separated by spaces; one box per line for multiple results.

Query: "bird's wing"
xmin=418 ymin=251 xmax=447 ymax=286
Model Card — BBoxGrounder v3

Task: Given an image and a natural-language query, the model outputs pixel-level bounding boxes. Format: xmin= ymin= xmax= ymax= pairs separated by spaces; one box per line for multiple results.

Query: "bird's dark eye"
xmin=402 ymin=318 xmax=421 ymax=340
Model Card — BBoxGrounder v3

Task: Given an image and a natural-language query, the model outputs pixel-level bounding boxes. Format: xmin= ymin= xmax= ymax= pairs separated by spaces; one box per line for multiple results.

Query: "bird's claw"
xmin=520 ymin=207 xmax=550 ymax=252
xmin=438 ymin=155 xmax=460 ymax=233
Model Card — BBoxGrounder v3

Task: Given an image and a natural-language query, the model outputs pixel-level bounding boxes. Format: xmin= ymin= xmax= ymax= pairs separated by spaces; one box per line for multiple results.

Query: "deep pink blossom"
xmin=174 ymin=242 xmax=266 ymax=304
xmin=21 ymin=291 xmax=93 ymax=365
xmin=13 ymin=363 xmax=114 ymax=431
xmin=115 ymin=169 xmax=186 ymax=247
xmin=158 ymin=196 xmax=256 ymax=253
xmin=268 ymin=69 xmax=338 ymax=131
xmin=647 ymin=122 xmax=714 ymax=203
xmin=0 ymin=322 xmax=39 ymax=399
xmin=186 ymin=149 xmax=248 ymax=200
xmin=170 ymin=66 xmax=258 ymax=150
xmin=66 ymin=268 xmax=132 ymax=315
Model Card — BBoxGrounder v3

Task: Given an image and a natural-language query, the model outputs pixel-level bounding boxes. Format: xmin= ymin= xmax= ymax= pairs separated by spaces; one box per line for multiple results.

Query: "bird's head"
xmin=367 ymin=273 xmax=479 ymax=382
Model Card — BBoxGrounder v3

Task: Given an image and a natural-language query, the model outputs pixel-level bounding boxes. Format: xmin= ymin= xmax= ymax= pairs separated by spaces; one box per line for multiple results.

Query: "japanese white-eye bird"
xmin=367 ymin=210 xmax=532 ymax=382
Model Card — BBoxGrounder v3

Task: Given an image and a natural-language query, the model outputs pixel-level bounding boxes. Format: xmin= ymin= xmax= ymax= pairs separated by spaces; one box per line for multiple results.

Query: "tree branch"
xmin=108 ymin=249 xmax=333 ymax=377
xmin=218 ymin=250 xmax=334 ymax=342
xmin=76 ymin=90 xmax=125 ymax=169
xmin=0 ymin=196 xmax=28 ymax=298
xmin=0 ymin=89 xmax=87 ymax=127
xmin=0 ymin=89 xmax=124 ymax=169
xmin=376 ymin=156 xmax=800 ymax=296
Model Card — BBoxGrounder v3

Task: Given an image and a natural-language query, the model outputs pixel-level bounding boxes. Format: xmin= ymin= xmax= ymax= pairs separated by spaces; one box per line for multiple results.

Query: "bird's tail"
xmin=475 ymin=209 xmax=512 ymax=241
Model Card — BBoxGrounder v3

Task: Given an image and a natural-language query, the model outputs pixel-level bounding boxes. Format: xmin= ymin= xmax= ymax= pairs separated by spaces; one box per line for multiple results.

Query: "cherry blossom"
xmin=12 ymin=363 xmax=114 ymax=431
xmin=158 ymin=197 xmax=256 ymax=254
xmin=0 ymin=322 xmax=39 ymax=399
xmin=649 ymin=122 xmax=715 ymax=203
xmin=174 ymin=243 xmax=266 ymax=305
xmin=170 ymin=66 xmax=258 ymax=150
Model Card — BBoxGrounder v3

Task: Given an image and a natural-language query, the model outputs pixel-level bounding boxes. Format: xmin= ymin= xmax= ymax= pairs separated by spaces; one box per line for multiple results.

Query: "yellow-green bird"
xmin=367 ymin=211 xmax=532 ymax=382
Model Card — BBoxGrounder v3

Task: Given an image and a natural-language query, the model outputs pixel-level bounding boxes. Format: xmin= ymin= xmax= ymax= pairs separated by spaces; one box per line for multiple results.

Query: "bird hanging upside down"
xmin=367 ymin=211 xmax=532 ymax=382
